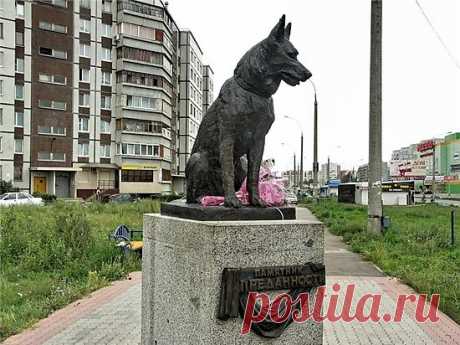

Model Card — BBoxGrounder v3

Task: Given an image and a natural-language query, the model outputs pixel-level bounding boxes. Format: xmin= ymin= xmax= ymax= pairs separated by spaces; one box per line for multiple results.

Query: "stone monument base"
xmin=141 ymin=214 xmax=324 ymax=345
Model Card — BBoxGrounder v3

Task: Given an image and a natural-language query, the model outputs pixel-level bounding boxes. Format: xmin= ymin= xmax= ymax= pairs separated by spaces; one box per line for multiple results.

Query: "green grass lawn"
xmin=303 ymin=199 xmax=460 ymax=323
xmin=0 ymin=200 xmax=160 ymax=341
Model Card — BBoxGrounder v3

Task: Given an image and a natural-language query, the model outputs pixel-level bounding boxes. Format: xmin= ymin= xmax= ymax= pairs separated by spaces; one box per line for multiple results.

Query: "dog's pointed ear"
xmin=269 ymin=15 xmax=286 ymax=42
xmin=285 ymin=22 xmax=291 ymax=40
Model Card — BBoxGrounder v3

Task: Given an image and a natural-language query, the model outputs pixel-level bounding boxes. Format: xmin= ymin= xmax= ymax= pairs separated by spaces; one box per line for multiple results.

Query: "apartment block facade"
xmin=0 ymin=0 xmax=213 ymax=198
xmin=177 ymin=31 xmax=203 ymax=176
xmin=202 ymin=64 xmax=213 ymax=113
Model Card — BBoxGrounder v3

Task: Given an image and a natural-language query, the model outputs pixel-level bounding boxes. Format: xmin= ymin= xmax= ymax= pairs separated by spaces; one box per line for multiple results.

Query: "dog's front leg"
xmin=220 ymin=135 xmax=241 ymax=208
xmin=247 ymin=138 xmax=266 ymax=207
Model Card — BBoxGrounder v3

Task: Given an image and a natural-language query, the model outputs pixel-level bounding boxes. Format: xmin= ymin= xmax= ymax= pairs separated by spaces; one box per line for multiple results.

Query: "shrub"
xmin=159 ymin=193 xmax=183 ymax=202
xmin=55 ymin=203 xmax=92 ymax=260
xmin=0 ymin=180 xmax=17 ymax=194
xmin=32 ymin=192 xmax=57 ymax=203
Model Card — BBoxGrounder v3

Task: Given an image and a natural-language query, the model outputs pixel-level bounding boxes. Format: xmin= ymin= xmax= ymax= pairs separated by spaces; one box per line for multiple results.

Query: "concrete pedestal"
xmin=141 ymin=214 xmax=325 ymax=345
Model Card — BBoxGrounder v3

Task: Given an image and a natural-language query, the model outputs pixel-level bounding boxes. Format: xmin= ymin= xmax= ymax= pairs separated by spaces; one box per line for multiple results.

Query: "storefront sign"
xmin=121 ymin=164 xmax=159 ymax=170
xmin=417 ymin=140 xmax=435 ymax=152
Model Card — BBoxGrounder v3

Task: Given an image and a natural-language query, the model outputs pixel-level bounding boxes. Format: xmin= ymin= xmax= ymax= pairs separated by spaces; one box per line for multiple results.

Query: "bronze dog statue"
xmin=186 ymin=15 xmax=311 ymax=208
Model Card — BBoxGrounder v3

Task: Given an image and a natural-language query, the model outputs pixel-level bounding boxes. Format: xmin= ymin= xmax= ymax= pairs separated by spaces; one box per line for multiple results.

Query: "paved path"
xmin=2 ymin=209 xmax=460 ymax=345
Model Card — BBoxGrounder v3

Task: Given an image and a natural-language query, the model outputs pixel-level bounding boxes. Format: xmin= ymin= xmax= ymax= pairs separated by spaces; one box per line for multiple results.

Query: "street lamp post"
xmin=432 ymin=144 xmax=436 ymax=202
xmin=281 ymin=142 xmax=297 ymax=189
xmin=284 ymin=116 xmax=304 ymax=191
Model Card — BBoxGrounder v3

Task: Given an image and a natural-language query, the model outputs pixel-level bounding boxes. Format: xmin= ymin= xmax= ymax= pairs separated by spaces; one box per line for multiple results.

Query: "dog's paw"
xmin=249 ymin=195 xmax=266 ymax=208
xmin=224 ymin=195 xmax=242 ymax=208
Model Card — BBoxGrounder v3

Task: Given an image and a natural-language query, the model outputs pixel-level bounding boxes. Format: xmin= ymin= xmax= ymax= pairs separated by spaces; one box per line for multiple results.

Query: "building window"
xmin=15 ymin=111 xmax=23 ymax=127
xmin=102 ymin=0 xmax=111 ymax=13
xmin=117 ymin=71 xmax=168 ymax=90
xmin=101 ymin=95 xmax=111 ymax=110
xmin=16 ymin=3 xmax=24 ymax=17
xmin=80 ymin=0 xmax=90 ymax=9
xmin=80 ymin=18 xmax=90 ymax=33
xmin=40 ymin=0 xmax=67 ymax=8
xmin=78 ymin=143 xmax=89 ymax=157
xmin=118 ymin=143 xmax=160 ymax=157
xmin=38 ymin=152 xmax=65 ymax=161
xmin=79 ymin=68 xmax=90 ymax=82
xmin=39 ymin=47 xmax=67 ymax=60
xmin=101 ymin=23 xmax=112 ymax=37
xmin=121 ymin=170 xmax=153 ymax=183
xmin=100 ymin=119 xmax=110 ymax=133
xmin=79 ymin=93 xmax=90 ymax=107
xmin=15 ymin=32 xmax=24 ymax=46
xmin=38 ymin=125 xmax=66 ymax=136
xmin=0 ymin=80 xmax=3 ymax=96
xmin=0 ymin=52 xmax=4 ymax=67
xmin=118 ymin=47 xmax=161 ymax=65
xmin=0 ymin=23 xmax=3 ymax=39
xmin=0 ymin=136 xmax=2 ymax=152
xmin=15 ymin=138 xmax=23 ymax=153
xmin=39 ymin=21 xmax=67 ymax=34
xmin=80 ymin=44 xmax=91 ymax=58
xmin=101 ymin=47 xmax=111 ymax=61
xmin=15 ymin=84 xmax=24 ymax=100
xmin=121 ymin=119 xmax=164 ymax=134
xmin=38 ymin=99 xmax=66 ymax=111
xmin=39 ymin=73 xmax=66 ymax=85
xmin=79 ymin=117 xmax=89 ymax=132
xmin=101 ymin=71 xmax=111 ymax=85
xmin=126 ymin=95 xmax=162 ymax=111
xmin=100 ymin=144 xmax=110 ymax=158
xmin=14 ymin=165 xmax=22 ymax=181
xmin=0 ymin=108 xmax=3 ymax=125
xmin=15 ymin=57 xmax=24 ymax=73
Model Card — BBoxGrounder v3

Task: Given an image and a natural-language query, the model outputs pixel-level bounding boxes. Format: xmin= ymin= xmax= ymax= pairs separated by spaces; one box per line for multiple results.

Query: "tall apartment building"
xmin=0 ymin=1 xmax=31 ymax=192
xmin=0 ymin=0 xmax=213 ymax=198
xmin=175 ymin=30 xmax=203 ymax=192
xmin=319 ymin=162 xmax=341 ymax=185
xmin=202 ymin=64 xmax=214 ymax=113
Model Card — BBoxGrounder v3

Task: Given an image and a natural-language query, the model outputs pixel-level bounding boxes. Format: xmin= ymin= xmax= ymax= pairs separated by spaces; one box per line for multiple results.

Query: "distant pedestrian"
xmin=96 ymin=187 xmax=101 ymax=202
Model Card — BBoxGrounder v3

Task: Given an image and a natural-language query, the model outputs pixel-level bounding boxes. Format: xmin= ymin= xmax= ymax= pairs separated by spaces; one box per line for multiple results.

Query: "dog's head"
xmin=234 ymin=15 xmax=311 ymax=96
xmin=265 ymin=15 xmax=312 ymax=86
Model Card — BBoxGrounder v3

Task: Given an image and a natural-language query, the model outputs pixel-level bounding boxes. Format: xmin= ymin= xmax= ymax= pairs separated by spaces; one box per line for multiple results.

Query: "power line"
xmin=415 ymin=0 xmax=460 ymax=71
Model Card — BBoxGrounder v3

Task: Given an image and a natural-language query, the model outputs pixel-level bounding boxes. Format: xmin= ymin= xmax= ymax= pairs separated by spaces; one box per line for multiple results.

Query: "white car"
xmin=0 ymin=192 xmax=44 ymax=207
xmin=285 ymin=193 xmax=298 ymax=205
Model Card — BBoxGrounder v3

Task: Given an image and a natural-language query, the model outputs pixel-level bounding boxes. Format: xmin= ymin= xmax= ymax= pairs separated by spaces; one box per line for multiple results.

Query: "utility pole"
xmin=312 ymin=83 xmax=319 ymax=197
xmin=300 ymin=133 xmax=304 ymax=190
xmin=327 ymin=156 xmax=330 ymax=184
xmin=293 ymin=153 xmax=297 ymax=187
xmin=368 ymin=0 xmax=383 ymax=234
xmin=284 ymin=115 xmax=304 ymax=191
xmin=431 ymin=144 xmax=436 ymax=202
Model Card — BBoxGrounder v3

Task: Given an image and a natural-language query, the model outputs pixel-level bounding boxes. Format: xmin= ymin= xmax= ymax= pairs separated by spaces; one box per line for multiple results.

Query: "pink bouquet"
xmin=200 ymin=166 xmax=286 ymax=207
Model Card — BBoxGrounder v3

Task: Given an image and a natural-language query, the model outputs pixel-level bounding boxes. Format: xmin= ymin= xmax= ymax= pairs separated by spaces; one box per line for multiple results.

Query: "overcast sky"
xmin=167 ymin=0 xmax=459 ymax=171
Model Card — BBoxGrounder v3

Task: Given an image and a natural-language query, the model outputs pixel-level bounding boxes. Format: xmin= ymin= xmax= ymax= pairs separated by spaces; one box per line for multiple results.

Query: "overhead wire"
xmin=414 ymin=0 xmax=460 ymax=71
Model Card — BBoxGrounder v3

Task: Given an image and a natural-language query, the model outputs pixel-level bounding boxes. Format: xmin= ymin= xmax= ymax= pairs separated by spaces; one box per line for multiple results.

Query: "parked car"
xmin=0 ymin=192 xmax=44 ymax=207
xmin=285 ymin=193 xmax=298 ymax=205
xmin=107 ymin=193 xmax=137 ymax=204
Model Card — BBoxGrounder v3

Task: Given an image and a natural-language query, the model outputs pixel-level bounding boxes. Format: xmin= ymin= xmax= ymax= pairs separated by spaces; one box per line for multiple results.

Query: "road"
xmin=415 ymin=196 xmax=460 ymax=207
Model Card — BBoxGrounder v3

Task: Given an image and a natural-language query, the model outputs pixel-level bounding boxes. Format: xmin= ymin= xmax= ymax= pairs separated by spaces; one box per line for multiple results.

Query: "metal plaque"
xmin=218 ymin=262 xmax=325 ymax=338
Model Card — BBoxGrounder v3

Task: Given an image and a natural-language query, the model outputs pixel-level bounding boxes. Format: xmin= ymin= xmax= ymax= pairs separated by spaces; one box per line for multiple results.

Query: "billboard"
xmin=417 ymin=140 xmax=435 ymax=152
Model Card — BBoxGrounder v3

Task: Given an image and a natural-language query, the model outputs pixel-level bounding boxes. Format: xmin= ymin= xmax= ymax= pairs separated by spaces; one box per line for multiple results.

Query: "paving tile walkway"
xmin=2 ymin=209 xmax=459 ymax=345
xmin=297 ymin=207 xmax=460 ymax=345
